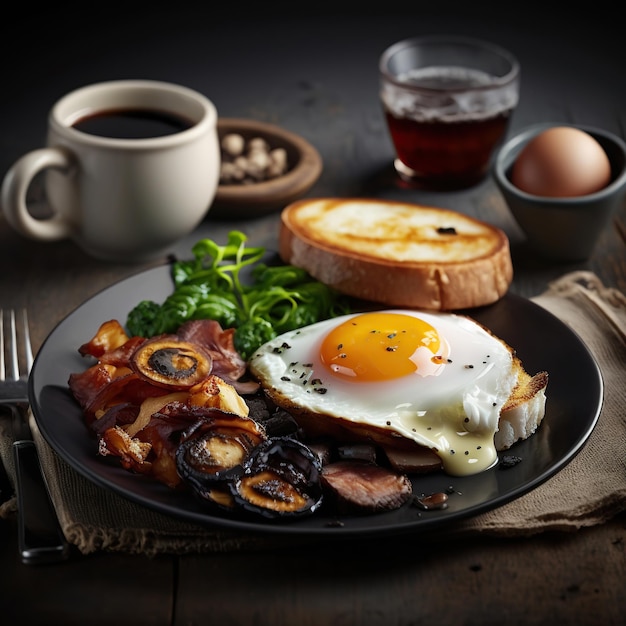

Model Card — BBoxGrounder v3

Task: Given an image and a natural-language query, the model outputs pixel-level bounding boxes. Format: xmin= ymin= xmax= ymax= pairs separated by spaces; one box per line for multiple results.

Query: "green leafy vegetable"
xmin=126 ymin=231 xmax=353 ymax=359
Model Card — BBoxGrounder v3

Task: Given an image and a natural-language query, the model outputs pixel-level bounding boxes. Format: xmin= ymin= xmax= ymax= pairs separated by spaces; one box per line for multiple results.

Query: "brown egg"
xmin=511 ymin=126 xmax=611 ymax=197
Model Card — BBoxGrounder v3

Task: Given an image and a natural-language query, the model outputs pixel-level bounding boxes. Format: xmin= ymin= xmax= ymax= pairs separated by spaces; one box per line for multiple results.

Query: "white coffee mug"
xmin=1 ymin=80 xmax=220 ymax=262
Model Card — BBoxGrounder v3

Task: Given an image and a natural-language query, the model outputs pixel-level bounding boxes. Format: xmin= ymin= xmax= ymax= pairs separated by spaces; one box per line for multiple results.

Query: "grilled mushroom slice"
xmin=230 ymin=437 xmax=323 ymax=519
xmin=176 ymin=412 xmax=266 ymax=509
xmin=130 ymin=335 xmax=212 ymax=389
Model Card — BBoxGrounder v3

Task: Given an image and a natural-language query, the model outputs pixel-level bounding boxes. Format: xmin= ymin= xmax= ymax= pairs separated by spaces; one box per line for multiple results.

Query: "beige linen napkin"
xmin=1 ymin=271 xmax=625 ymax=555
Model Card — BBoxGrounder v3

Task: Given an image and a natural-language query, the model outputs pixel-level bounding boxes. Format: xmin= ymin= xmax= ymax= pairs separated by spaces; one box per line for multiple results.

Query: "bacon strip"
xmin=70 ymin=319 xmax=261 ymax=489
xmin=177 ymin=320 xmax=257 ymax=391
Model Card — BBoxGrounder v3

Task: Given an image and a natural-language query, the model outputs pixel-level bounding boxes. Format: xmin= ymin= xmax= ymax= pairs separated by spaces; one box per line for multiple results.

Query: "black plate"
xmin=30 ymin=264 xmax=603 ymax=537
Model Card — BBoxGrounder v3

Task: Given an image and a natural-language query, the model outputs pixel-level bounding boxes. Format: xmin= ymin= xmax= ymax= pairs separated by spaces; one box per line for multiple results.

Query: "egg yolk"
xmin=320 ymin=312 xmax=443 ymax=382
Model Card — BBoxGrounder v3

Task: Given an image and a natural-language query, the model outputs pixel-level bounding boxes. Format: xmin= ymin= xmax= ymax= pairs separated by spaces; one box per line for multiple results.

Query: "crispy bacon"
xmin=177 ymin=320 xmax=250 ymax=386
xmin=69 ymin=368 xmax=169 ymax=423
xmin=79 ymin=319 xmax=131 ymax=358
xmin=70 ymin=318 xmax=262 ymax=489
xmin=91 ymin=403 xmax=140 ymax=436
xmin=99 ymin=426 xmax=153 ymax=475
xmin=69 ymin=363 xmax=116 ymax=415
xmin=97 ymin=402 xmax=202 ymax=488
xmin=98 ymin=336 xmax=146 ymax=367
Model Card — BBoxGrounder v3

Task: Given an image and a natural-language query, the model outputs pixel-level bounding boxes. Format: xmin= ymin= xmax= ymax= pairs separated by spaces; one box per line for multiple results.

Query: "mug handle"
xmin=1 ymin=147 xmax=76 ymax=241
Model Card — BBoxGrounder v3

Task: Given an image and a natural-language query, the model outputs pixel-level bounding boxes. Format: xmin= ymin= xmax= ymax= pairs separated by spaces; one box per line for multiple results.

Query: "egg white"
xmin=248 ymin=310 xmax=518 ymax=476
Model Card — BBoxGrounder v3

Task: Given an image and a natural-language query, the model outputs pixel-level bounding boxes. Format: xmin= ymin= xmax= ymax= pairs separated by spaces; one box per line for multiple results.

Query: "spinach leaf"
xmin=126 ymin=231 xmax=352 ymax=359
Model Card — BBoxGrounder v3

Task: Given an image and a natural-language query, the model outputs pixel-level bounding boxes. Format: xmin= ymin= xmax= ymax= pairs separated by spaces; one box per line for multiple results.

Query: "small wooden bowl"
xmin=210 ymin=118 xmax=323 ymax=220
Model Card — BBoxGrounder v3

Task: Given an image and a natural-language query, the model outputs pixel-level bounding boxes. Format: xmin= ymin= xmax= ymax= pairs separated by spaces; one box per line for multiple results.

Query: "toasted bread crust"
xmin=503 ymin=370 xmax=549 ymax=413
xmin=279 ymin=198 xmax=513 ymax=310
xmin=496 ymin=370 xmax=548 ymax=450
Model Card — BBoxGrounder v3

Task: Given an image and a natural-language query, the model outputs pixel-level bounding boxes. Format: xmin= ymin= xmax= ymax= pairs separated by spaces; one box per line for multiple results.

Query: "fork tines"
xmin=0 ymin=309 xmax=33 ymax=382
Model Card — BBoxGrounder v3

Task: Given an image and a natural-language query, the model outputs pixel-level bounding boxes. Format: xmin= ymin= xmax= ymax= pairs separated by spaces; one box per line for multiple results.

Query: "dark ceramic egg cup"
xmin=493 ymin=123 xmax=626 ymax=261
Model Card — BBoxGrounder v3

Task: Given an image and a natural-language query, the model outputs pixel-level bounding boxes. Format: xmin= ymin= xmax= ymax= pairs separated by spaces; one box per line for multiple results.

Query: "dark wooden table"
xmin=1 ymin=6 xmax=625 ymax=625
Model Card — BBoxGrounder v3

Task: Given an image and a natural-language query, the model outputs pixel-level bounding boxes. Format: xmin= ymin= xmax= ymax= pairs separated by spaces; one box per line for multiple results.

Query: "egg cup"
xmin=493 ymin=123 xmax=626 ymax=262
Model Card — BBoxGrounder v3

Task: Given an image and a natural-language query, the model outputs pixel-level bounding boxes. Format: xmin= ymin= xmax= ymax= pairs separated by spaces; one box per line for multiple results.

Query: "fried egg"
xmin=248 ymin=310 xmax=519 ymax=476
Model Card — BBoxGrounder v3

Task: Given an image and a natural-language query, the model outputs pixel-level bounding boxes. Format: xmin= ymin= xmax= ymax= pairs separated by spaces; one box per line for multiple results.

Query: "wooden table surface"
xmin=1 ymin=6 xmax=625 ymax=625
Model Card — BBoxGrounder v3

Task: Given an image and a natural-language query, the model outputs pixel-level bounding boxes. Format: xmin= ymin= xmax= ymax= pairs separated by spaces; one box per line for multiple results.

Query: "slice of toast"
xmin=496 ymin=368 xmax=548 ymax=450
xmin=279 ymin=198 xmax=513 ymax=310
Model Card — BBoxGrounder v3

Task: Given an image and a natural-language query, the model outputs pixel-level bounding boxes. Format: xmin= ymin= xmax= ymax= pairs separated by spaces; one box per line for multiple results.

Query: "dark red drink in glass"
xmin=380 ymin=37 xmax=520 ymax=190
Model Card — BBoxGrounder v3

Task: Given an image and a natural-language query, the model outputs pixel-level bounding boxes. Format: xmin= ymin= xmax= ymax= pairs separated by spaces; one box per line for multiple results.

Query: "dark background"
xmin=3 ymin=3 xmax=624 ymax=198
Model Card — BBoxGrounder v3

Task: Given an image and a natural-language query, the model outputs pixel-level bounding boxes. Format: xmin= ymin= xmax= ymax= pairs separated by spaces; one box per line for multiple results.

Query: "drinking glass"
xmin=379 ymin=36 xmax=520 ymax=190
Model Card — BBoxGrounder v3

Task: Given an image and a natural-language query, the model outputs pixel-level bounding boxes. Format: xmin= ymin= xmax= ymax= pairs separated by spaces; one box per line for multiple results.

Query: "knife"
xmin=7 ymin=403 xmax=69 ymax=564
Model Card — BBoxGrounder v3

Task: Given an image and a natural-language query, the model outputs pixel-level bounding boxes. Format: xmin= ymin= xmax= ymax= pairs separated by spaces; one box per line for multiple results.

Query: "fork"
xmin=0 ymin=308 xmax=69 ymax=564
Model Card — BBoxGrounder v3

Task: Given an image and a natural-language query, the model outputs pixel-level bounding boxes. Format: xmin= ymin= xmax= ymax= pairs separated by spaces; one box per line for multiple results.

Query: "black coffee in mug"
xmin=72 ymin=108 xmax=194 ymax=139
xmin=2 ymin=79 xmax=219 ymax=262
